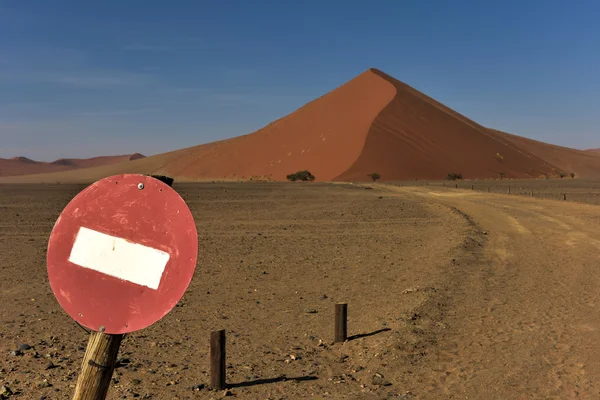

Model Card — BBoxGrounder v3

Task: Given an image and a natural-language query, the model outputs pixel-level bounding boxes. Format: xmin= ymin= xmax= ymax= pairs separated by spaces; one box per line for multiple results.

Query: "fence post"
xmin=210 ymin=330 xmax=226 ymax=390
xmin=335 ymin=303 xmax=348 ymax=343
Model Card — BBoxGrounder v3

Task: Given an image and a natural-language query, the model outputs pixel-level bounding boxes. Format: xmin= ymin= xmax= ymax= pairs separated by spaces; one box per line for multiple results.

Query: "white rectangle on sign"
xmin=68 ymin=226 xmax=170 ymax=290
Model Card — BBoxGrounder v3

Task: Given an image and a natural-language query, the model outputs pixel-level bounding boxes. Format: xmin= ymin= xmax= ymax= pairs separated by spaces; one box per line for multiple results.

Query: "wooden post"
xmin=210 ymin=330 xmax=226 ymax=390
xmin=508 ymin=186 xmax=511 ymax=194
xmin=563 ymin=193 xmax=567 ymax=200
xmin=335 ymin=303 xmax=348 ymax=343
xmin=471 ymin=185 xmax=474 ymax=190
xmin=73 ymin=331 xmax=123 ymax=400
xmin=531 ymin=191 xmax=534 ymax=197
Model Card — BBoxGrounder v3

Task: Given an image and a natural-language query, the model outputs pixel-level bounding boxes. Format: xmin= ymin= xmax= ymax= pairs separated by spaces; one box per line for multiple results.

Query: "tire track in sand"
xmin=375 ymin=184 xmax=600 ymax=399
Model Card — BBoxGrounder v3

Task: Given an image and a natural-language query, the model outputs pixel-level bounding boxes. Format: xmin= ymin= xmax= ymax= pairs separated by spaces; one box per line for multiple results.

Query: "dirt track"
xmin=1 ymin=182 xmax=600 ymax=399
xmin=378 ymin=184 xmax=600 ymax=398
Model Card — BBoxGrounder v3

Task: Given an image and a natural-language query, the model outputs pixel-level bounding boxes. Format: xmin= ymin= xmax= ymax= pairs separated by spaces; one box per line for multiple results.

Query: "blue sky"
xmin=1 ymin=1 xmax=599 ymax=160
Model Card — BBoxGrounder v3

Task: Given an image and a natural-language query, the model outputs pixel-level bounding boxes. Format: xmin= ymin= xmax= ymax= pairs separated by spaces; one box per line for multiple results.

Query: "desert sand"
xmin=1 ymin=68 xmax=599 ymax=184
xmin=0 ymin=153 xmax=145 ymax=178
xmin=2 ymin=181 xmax=600 ymax=399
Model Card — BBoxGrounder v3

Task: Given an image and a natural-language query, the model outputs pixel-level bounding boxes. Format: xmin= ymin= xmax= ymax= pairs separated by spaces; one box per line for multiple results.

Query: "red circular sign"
xmin=47 ymin=174 xmax=198 ymax=334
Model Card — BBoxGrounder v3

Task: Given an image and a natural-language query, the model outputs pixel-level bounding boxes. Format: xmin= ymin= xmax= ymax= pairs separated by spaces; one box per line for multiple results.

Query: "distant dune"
xmin=586 ymin=148 xmax=600 ymax=153
xmin=0 ymin=153 xmax=145 ymax=178
xmin=1 ymin=68 xmax=599 ymax=184
xmin=49 ymin=153 xmax=146 ymax=169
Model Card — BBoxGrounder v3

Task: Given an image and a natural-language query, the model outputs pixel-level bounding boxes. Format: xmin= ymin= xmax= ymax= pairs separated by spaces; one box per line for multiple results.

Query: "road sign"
xmin=47 ymin=174 xmax=198 ymax=334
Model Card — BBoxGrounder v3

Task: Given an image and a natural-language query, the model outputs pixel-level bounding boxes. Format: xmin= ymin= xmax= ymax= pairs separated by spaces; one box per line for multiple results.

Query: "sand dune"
xmin=1 ymin=68 xmax=599 ymax=183
xmin=337 ymin=70 xmax=562 ymax=181
xmin=491 ymin=131 xmax=600 ymax=178
xmin=0 ymin=153 xmax=145 ymax=178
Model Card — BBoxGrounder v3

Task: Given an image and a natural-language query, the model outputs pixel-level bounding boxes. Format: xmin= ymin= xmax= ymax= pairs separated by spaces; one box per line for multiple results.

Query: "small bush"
xmin=570 ymin=172 xmax=575 ymax=179
xmin=286 ymin=170 xmax=315 ymax=182
xmin=559 ymin=173 xmax=566 ymax=179
xmin=498 ymin=172 xmax=505 ymax=180
xmin=148 ymin=174 xmax=174 ymax=187
xmin=367 ymin=173 xmax=381 ymax=182
xmin=446 ymin=173 xmax=463 ymax=181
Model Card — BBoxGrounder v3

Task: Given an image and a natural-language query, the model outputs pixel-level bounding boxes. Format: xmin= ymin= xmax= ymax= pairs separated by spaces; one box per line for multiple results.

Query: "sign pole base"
xmin=73 ymin=331 xmax=124 ymax=400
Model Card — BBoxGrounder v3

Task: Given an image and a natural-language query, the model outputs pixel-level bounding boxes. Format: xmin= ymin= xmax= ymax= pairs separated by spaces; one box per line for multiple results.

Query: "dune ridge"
xmin=139 ymin=68 xmax=397 ymax=181
xmin=336 ymin=69 xmax=564 ymax=180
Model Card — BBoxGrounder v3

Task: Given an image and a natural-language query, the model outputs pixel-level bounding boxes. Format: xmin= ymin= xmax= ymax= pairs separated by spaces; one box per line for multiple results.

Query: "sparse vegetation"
xmin=286 ymin=170 xmax=315 ymax=182
xmin=367 ymin=173 xmax=381 ymax=182
xmin=446 ymin=173 xmax=463 ymax=181
xmin=560 ymin=173 xmax=566 ymax=179
xmin=148 ymin=174 xmax=175 ymax=187
xmin=499 ymin=172 xmax=505 ymax=180
xmin=570 ymin=172 xmax=575 ymax=179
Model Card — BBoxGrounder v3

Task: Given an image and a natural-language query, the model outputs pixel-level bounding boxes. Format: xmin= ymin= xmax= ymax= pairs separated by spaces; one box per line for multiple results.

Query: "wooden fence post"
xmin=210 ymin=330 xmax=226 ymax=390
xmin=73 ymin=331 xmax=123 ymax=400
xmin=563 ymin=193 xmax=567 ymax=201
xmin=335 ymin=303 xmax=348 ymax=343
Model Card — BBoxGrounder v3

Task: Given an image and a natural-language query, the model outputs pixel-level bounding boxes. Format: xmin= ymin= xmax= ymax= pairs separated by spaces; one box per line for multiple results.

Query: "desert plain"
xmin=2 ymin=178 xmax=600 ymax=399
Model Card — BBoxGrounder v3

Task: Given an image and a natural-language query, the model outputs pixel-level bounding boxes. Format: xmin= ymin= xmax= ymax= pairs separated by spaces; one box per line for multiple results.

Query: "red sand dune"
xmin=492 ymin=131 xmax=600 ymax=178
xmin=1 ymin=68 xmax=599 ymax=183
xmin=0 ymin=153 xmax=145 ymax=178
xmin=586 ymin=148 xmax=600 ymax=153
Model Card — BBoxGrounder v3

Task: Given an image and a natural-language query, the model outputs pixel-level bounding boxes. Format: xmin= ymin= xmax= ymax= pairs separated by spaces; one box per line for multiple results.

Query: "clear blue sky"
xmin=1 ymin=0 xmax=598 ymax=160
